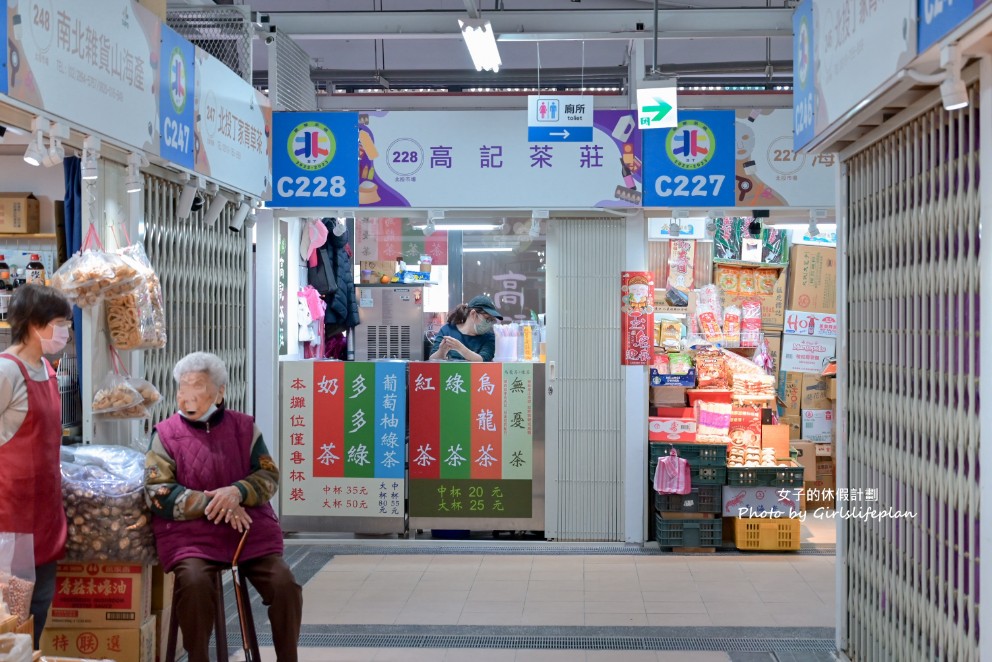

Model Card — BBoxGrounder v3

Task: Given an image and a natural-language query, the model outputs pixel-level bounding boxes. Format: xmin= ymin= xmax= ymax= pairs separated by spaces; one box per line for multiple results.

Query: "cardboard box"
xmin=801 ymin=409 xmax=834 ymax=443
xmin=723 ymin=269 xmax=788 ymax=330
xmin=765 ymin=332 xmax=782 ymax=377
xmin=650 ymin=369 xmax=696 ymax=387
xmin=787 ymin=245 xmax=837 ymax=314
xmin=780 ymin=414 xmax=802 ymax=439
xmin=650 ymin=386 xmax=687 ymax=407
xmin=780 ymin=336 xmax=836 ymax=375
xmin=722 ymin=485 xmax=802 ymax=518
xmin=779 ymin=372 xmax=803 ymax=413
xmin=48 ymin=563 xmax=152 ymax=629
xmin=791 ymin=441 xmax=817 ymax=481
xmin=827 ymin=377 xmax=837 ymax=400
xmin=800 ymin=374 xmax=831 ymax=410
xmin=648 ymin=415 xmax=696 ymax=442
xmin=783 ymin=310 xmax=839 ymax=338
xmin=0 ymin=615 xmax=17 ymax=634
xmin=815 ymin=443 xmax=834 ymax=457
xmin=0 ymin=193 xmax=40 ymax=234
xmin=761 ymin=424 xmax=791 ymax=460
xmin=41 ymin=615 xmax=156 ymax=662
xmin=150 ymin=567 xmax=173 ymax=612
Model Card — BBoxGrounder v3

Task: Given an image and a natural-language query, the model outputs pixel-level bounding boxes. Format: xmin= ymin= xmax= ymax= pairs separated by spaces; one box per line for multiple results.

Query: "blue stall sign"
xmin=159 ymin=26 xmax=195 ymax=169
xmin=642 ymin=110 xmax=736 ymax=207
xmin=272 ymin=112 xmax=360 ymax=208
xmin=792 ymin=0 xmax=815 ymax=150
xmin=919 ymin=0 xmax=990 ymax=53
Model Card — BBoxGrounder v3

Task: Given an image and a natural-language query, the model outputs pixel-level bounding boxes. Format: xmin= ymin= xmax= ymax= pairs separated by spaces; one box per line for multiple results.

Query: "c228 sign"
xmin=271 ymin=113 xmax=360 ymax=207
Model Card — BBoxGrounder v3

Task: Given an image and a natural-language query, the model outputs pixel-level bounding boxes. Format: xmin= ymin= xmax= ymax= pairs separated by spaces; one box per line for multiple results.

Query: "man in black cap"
xmin=429 ymin=295 xmax=503 ymax=362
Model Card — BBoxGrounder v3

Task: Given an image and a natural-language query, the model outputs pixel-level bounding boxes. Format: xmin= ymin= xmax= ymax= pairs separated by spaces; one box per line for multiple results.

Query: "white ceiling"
xmin=239 ymin=0 xmax=796 ymax=92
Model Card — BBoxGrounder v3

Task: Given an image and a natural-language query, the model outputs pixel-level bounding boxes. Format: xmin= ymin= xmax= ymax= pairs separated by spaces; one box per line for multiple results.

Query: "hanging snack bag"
xmin=723 ymin=305 xmax=741 ymax=348
xmin=695 ymin=285 xmax=724 ymax=344
xmin=92 ymin=372 xmax=144 ymax=414
xmin=714 ymin=218 xmax=743 ymax=260
xmin=740 ymin=299 xmax=762 ymax=347
xmin=106 ymin=243 xmax=167 ymax=351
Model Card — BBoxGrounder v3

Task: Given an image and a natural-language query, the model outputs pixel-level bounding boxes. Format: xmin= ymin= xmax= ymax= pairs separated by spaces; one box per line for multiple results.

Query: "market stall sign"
xmin=7 ymin=0 xmax=160 ymax=155
xmin=158 ymin=25 xmax=195 ymax=170
xmin=526 ymin=94 xmax=594 ymax=142
xmin=918 ymin=0 xmax=991 ymax=54
xmin=792 ymin=0 xmax=815 ymax=150
xmin=407 ymin=362 xmax=534 ymax=518
xmin=352 ymin=109 xmax=643 ymax=208
xmin=621 ymin=272 xmax=655 ymax=365
xmin=271 ymin=112 xmax=360 ymax=208
xmin=195 ymin=47 xmax=272 ymax=198
xmin=279 ymin=360 xmax=407 ymax=518
xmin=636 ymin=87 xmax=678 ymax=129
xmin=642 ymin=110 xmax=737 ymax=207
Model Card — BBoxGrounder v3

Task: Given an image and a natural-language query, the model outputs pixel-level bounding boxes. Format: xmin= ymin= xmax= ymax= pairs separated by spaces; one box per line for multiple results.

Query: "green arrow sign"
xmin=641 ymin=99 xmax=673 ymax=122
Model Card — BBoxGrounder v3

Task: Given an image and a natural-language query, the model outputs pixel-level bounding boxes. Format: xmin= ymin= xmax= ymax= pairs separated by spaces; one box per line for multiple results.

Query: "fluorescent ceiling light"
xmin=459 ymin=17 xmax=501 ymax=73
xmin=463 ymin=246 xmax=514 ymax=253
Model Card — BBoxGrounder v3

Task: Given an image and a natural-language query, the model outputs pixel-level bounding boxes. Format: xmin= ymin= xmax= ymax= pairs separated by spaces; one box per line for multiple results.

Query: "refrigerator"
xmin=354 ymin=285 xmax=426 ymax=361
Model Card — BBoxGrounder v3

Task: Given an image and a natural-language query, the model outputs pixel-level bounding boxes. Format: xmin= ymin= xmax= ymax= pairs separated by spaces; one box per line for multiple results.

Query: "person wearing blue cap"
xmin=429 ymin=295 xmax=503 ymax=362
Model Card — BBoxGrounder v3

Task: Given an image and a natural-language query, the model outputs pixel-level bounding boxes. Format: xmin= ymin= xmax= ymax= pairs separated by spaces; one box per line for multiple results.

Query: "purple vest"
xmin=151 ymin=410 xmax=284 ymax=571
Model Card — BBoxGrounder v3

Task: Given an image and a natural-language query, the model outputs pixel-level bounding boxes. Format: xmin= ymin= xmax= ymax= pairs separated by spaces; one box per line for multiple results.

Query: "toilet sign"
xmin=637 ymin=87 xmax=679 ymax=129
xmin=527 ymin=95 xmax=594 ymax=142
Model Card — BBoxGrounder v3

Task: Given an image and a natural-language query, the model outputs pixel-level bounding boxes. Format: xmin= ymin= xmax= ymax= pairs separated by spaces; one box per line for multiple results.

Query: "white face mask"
xmin=36 ymin=323 xmax=70 ymax=354
xmin=180 ymin=403 xmax=219 ymax=422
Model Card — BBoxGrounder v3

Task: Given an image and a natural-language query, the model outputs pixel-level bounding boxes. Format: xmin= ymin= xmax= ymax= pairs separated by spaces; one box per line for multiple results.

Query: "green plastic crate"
xmin=650 ymin=459 xmax=727 ymax=486
xmin=654 ymin=516 xmax=723 ymax=549
xmin=726 ymin=463 xmax=805 ymax=488
xmin=649 ymin=442 xmax=727 ymax=467
xmin=655 ymin=486 xmax=722 ymax=514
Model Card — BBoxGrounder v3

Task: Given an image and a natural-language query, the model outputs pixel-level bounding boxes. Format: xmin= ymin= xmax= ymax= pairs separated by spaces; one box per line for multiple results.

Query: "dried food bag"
xmin=60 ymin=445 xmax=157 ymax=563
xmin=50 ymin=227 xmax=142 ymax=307
xmin=107 ymin=283 xmax=166 ymax=351
xmin=740 ymin=299 xmax=762 ymax=348
xmin=738 ymin=269 xmax=757 ymax=295
xmin=695 ymin=348 xmax=728 ymax=389
xmin=722 ymin=305 xmax=741 ymax=348
xmin=715 ymin=266 xmax=740 ymax=295
xmin=695 ymin=401 xmax=733 ymax=437
xmin=762 ymin=228 xmax=789 ymax=264
xmin=728 ymin=405 xmax=763 ymax=449
xmin=714 ymin=218 xmax=742 ymax=260
xmin=755 ymin=268 xmax=779 ymax=296
xmin=0 ymin=533 xmax=35 ymax=625
xmin=92 ymin=372 xmax=144 ymax=413
xmin=669 ymin=353 xmax=693 ymax=376
xmin=695 ymin=285 xmax=724 ymax=344
xmin=659 ymin=321 xmax=683 ymax=352
xmin=721 ymin=346 xmax=765 ymax=377
xmin=127 ymin=377 xmax=161 ymax=407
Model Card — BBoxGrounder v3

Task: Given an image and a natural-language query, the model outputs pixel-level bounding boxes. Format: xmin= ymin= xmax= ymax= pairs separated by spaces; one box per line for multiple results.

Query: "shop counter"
xmin=277 ymin=360 xmax=545 ymax=535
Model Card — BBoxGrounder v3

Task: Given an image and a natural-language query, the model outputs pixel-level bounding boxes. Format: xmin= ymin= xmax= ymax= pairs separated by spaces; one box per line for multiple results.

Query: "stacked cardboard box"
xmin=42 ymin=563 xmax=155 ymax=661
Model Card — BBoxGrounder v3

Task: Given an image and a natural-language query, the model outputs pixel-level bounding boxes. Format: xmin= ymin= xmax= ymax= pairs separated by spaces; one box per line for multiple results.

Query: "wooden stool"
xmin=165 ymin=568 xmax=261 ymax=662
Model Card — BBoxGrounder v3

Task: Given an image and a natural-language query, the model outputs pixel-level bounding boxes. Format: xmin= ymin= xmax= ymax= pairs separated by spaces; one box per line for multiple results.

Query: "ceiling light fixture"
xmin=906 ymin=43 xmax=970 ymax=111
xmin=458 ymin=17 xmax=501 ymax=73
xmin=81 ymin=135 xmax=101 ymax=180
xmin=807 ymin=208 xmax=828 ymax=238
xmin=422 ymin=220 xmax=436 ymax=236
xmin=203 ymin=184 xmax=228 ymax=226
xmin=42 ymin=122 xmax=68 ymax=167
xmin=125 ymin=152 xmax=149 ymax=193
xmin=23 ymin=117 xmax=49 ymax=167
xmin=229 ymin=195 xmax=251 ymax=233
xmin=177 ymin=174 xmax=204 ymax=220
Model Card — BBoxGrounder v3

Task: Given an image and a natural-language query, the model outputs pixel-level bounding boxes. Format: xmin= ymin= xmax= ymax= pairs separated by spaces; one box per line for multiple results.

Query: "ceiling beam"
xmin=260 ymin=8 xmax=793 ymax=42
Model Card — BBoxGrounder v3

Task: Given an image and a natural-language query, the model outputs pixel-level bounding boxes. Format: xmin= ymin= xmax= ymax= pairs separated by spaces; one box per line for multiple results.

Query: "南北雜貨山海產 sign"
xmin=271 ymin=112 xmax=360 ymax=207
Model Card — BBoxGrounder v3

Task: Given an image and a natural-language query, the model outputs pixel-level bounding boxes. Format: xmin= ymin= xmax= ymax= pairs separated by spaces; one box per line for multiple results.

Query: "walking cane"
xmin=231 ymin=527 xmax=259 ymax=662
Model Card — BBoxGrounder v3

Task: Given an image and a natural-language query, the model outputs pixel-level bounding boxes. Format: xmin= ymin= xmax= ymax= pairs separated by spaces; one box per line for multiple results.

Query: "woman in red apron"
xmin=0 ymin=285 xmax=72 ymax=648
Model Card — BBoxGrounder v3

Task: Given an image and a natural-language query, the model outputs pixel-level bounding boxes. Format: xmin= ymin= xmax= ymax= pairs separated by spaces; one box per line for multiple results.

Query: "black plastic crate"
xmin=726 ymin=463 xmax=805 ymax=488
xmin=649 ymin=442 xmax=727 ymax=467
xmin=654 ymin=516 xmax=723 ymax=548
xmin=654 ymin=486 xmax=722 ymax=513
xmin=650 ymin=458 xmax=727 ymax=486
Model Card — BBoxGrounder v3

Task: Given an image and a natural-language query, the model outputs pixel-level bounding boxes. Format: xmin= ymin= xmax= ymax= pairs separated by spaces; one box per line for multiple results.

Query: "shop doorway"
xmin=545 ymin=216 xmax=627 ymax=541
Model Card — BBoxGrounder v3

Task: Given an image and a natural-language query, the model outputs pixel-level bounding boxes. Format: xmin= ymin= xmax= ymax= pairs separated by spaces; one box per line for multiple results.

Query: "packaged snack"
xmin=738 ymin=269 xmax=757 ymax=295
xmin=92 ymin=373 xmax=144 ymax=414
xmin=107 ymin=274 xmax=167 ymax=350
xmin=714 ymin=218 xmax=743 ymax=260
xmin=666 ymin=239 xmax=695 ymax=303
xmin=723 ymin=305 xmax=741 ymax=347
xmin=716 ymin=266 xmax=740 ymax=295
xmin=762 ymin=227 xmax=789 ymax=264
xmin=755 ymin=268 xmax=779 ymax=295
xmin=728 ymin=405 xmax=762 ymax=449
xmin=740 ymin=299 xmax=762 ymax=347
xmin=669 ymin=353 xmax=693 ymax=376
xmin=660 ymin=321 xmax=683 ymax=352
xmin=695 ymin=285 xmax=724 ymax=344
xmin=695 ymin=347 xmax=728 ymax=389
xmin=695 ymin=401 xmax=733 ymax=437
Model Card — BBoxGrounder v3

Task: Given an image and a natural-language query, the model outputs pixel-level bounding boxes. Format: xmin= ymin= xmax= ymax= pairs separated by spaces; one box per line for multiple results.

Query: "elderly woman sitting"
xmin=145 ymin=352 xmax=302 ymax=662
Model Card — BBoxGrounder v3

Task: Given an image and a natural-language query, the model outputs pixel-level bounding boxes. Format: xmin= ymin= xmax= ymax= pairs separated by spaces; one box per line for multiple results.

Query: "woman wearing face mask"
xmin=144 ymin=352 xmax=302 ymax=662
xmin=429 ymin=295 xmax=503 ymax=362
xmin=0 ymin=284 xmax=72 ymax=648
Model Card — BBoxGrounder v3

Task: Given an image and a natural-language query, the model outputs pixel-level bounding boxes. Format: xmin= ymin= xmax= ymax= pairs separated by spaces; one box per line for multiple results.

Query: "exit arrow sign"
xmin=637 ymin=87 xmax=678 ymax=129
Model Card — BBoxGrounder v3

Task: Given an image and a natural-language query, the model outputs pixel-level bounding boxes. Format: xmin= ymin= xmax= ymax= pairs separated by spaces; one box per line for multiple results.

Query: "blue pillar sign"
xmin=159 ymin=26 xmax=195 ymax=169
xmin=918 ymin=0 xmax=991 ymax=52
xmin=642 ymin=110 xmax=736 ymax=207
xmin=792 ymin=0 xmax=815 ymax=151
xmin=271 ymin=112 xmax=360 ymax=207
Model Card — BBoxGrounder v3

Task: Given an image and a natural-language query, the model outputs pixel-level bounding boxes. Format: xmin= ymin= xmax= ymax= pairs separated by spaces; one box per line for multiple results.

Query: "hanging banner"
xmin=621 ymin=271 xmax=655 ymax=366
xmin=353 ymin=109 xmax=642 ymax=208
xmin=918 ymin=0 xmax=991 ymax=53
xmin=158 ymin=25 xmax=195 ymax=169
xmin=194 ymin=47 xmax=271 ymax=198
xmin=7 ymin=0 xmax=159 ymax=154
xmin=280 ymin=360 xmax=407 ymax=518
xmin=807 ymin=0 xmax=916 ymax=145
xmin=733 ymin=109 xmax=835 ymax=207
xmin=407 ymin=362 xmax=534 ymax=518
xmin=642 ymin=110 xmax=737 ymax=207
xmin=271 ymin=111 xmax=360 ymax=208
xmin=792 ymin=0 xmax=815 ymax=150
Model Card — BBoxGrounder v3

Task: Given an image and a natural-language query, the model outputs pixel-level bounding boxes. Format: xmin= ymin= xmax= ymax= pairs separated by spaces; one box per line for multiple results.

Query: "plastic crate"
xmin=649 ymin=442 xmax=727 ymax=467
xmin=726 ymin=463 xmax=804 ymax=487
xmin=733 ymin=517 xmax=801 ymax=551
xmin=655 ymin=486 xmax=722 ymax=513
xmin=650 ymin=458 xmax=727 ymax=486
xmin=654 ymin=516 xmax=723 ymax=548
